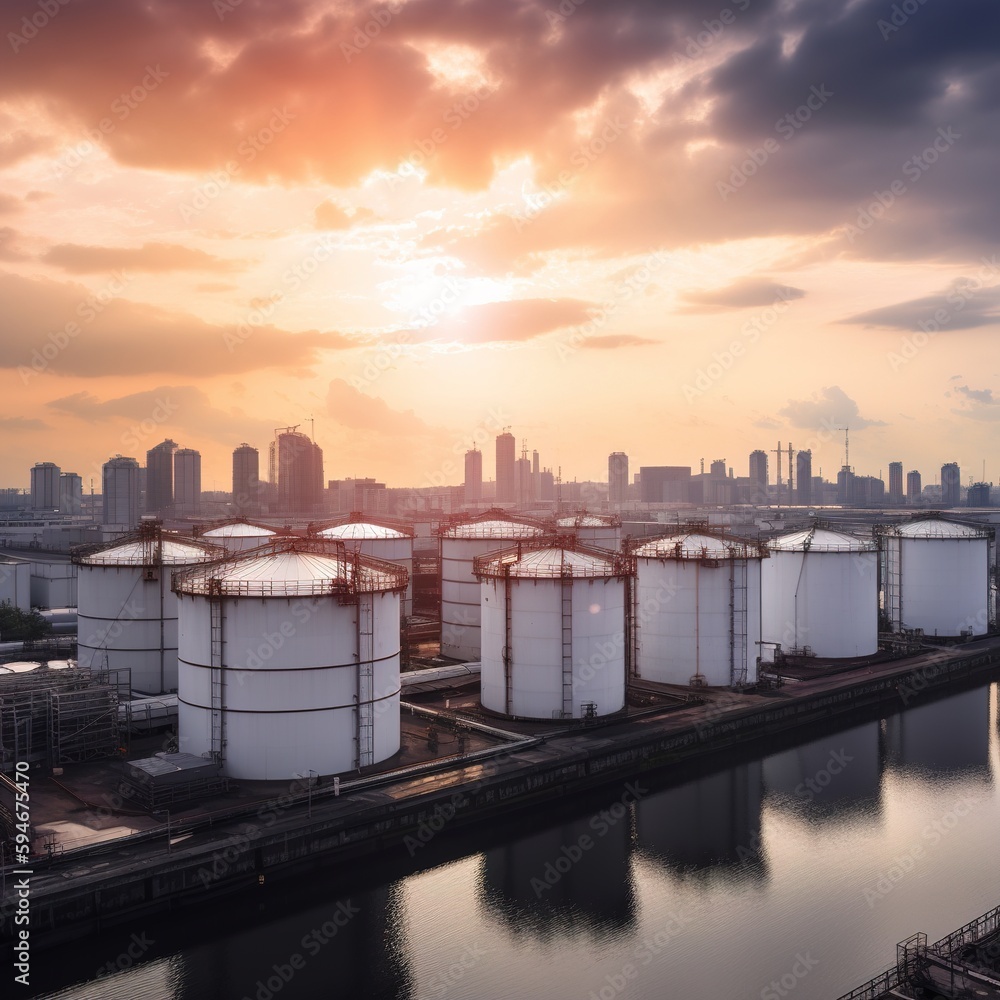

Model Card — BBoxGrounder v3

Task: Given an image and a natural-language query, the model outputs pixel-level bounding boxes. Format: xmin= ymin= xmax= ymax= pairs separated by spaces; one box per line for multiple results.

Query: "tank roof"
xmin=199 ymin=520 xmax=279 ymax=538
xmin=316 ymin=522 xmax=411 ymax=540
xmin=632 ymin=531 xmax=766 ymax=560
xmin=474 ymin=540 xmax=631 ymax=579
xmin=75 ymin=533 xmax=219 ymax=566
xmin=555 ymin=513 xmax=622 ymax=528
xmin=173 ymin=537 xmax=407 ymax=597
xmin=892 ymin=518 xmax=993 ymax=540
xmin=438 ymin=507 xmax=550 ymax=539
xmin=768 ymin=526 xmax=876 ymax=553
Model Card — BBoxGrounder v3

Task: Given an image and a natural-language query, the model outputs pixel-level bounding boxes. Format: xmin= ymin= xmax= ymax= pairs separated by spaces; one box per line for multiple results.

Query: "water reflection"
xmin=633 ymin=762 xmax=767 ymax=880
xmin=885 ymin=686 xmax=992 ymax=781
xmin=477 ymin=798 xmax=637 ymax=939
xmin=763 ymin=720 xmax=883 ymax=823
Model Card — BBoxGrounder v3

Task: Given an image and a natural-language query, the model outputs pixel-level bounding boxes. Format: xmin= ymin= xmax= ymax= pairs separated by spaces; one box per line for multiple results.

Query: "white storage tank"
xmin=73 ymin=523 xmax=220 ymax=695
xmin=881 ymin=517 xmax=993 ymax=637
xmin=631 ymin=531 xmax=765 ymax=687
xmin=173 ymin=537 xmax=406 ymax=780
xmin=760 ymin=526 xmax=878 ymax=659
xmin=0 ymin=560 xmax=31 ymax=612
xmin=196 ymin=519 xmax=282 ymax=554
xmin=312 ymin=517 xmax=414 ymax=620
xmin=439 ymin=510 xmax=549 ymax=661
xmin=474 ymin=540 xmax=631 ymax=720
xmin=555 ymin=513 xmax=622 ymax=552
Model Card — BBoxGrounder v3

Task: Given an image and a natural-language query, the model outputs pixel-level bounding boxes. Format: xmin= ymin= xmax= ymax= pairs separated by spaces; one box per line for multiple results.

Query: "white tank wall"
xmin=442 ymin=536 xmax=522 ymax=660
xmin=889 ymin=536 xmax=990 ymax=636
xmin=635 ymin=557 xmax=762 ymax=686
xmin=0 ymin=563 xmax=31 ymax=613
xmin=334 ymin=537 xmax=413 ymax=620
xmin=77 ymin=563 xmax=190 ymax=694
xmin=480 ymin=576 xmax=625 ymax=719
xmin=572 ymin=525 xmax=622 ymax=552
xmin=203 ymin=532 xmax=277 ymax=554
xmin=177 ymin=591 xmax=400 ymax=780
xmin=761 ymin=550 xmax=878 ymax=658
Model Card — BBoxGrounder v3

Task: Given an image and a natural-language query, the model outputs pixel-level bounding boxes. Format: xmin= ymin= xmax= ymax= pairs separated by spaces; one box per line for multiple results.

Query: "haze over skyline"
xmin=1 ymin=0 xmax=998 ymax=490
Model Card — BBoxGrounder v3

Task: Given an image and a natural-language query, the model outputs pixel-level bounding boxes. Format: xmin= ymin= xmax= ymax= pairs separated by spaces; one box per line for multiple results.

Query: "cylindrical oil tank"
xmin=313 ymin=519 xmax=414 ymax=620
xmin=74 ymin=525 xmax=220 ymax=695
xmin=0 ymin=560 xmax=31 ymax=612
xmin=197 ymin=519 xmax=280 ymax=554
xmin=881 ymin=518 xmax=993 ymax=637
xmin=439 ymin=512 xmax=548 ymax=661
xmin=631 ymin=532 xmax=765 ymax=687
xmin=2 ymin=661 xmax=40 ymax=674
xmin=555 ymin=513 xmax=622 ymax=552
xmin=760 ymin=526 xmax=878 ymax=659
xmin=173 ymin=538 xmax=406 ymax=780
xmin=475 ymin=540 xmax=631 ymax=720
xmin=46 ymin=659 xmax=75 ymax=671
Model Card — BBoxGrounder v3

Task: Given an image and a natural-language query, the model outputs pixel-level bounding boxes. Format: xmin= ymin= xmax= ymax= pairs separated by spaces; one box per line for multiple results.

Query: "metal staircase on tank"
xmin=356 ymin=593 xmax=375 ymax=768
xmin=561 ymin=567 xmax=574 ymax=719
xmin=209 ymin=587 xmax=226 ymax=764
xmin=730 ymin=557 xmax=748 ymax=688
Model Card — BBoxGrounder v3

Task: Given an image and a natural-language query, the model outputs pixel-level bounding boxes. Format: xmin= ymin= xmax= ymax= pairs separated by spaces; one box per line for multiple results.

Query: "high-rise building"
xmin=796 ymin=450 xmax=812 ymax=505
xmin=464 ymin=447 xmax=483 ymax=503
xmin=967 ymin=482 xmax=991 ymax=506
xmin=515 ymin=452 xmax=534 ymax=504
xmin=748 ymin=450 xmax=768 ymax=502
xmin=232 ymin=443 xmax=260 ymax=514
xmin=30 ymin=462 xmax=61 ymax=509
xmin=888 ymin=462 xmax=904 ymax=504
xmin=495 ymin=431 xmax=516 ymax=503
xmin=941 ymin=462 xmax=961 ymax=506
xmin=639 ymin=466 xmax=691 ymax=503
xmin=532 ymin=449 xmax=540 ymax=501
xmin=102 ymin=455 xmax=141 ymax=528
xmin=174 ymin=448 xmax=202 ymax=515
xmin=59 ymin=472 xmax=83 ymax=515
xmin=275 ymin=430 xmax=324 ymax=514
xmin=145 ymin=439 xmax=177 ymax=515
xmin=836 ymin=467 xmax=854 ymax=505
xmin=906 ymin=470 xmax=922 ymax=503
xmin=608 ymin=452 xmax=629 ymax=504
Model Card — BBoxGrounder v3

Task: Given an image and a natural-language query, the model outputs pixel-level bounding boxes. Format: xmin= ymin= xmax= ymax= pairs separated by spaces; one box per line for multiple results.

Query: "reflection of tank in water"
xmin=633 ymin=762 xmax=766 ymax=879
xmin=885 ymin=686 xmax=992 ymax=779
xmin=762 ymin=720 xmax=883 ymax=821
xmin=478 ymin=802 xmax=636 ymax=939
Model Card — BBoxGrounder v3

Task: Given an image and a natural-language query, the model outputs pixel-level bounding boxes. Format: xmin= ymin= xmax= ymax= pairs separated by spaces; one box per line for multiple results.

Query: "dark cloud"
xmin=839 ymin=281 xmax=1000 ymax=331
xmin=43 ymin=242 xmax=246 ymax=274
xmin=0 ymin=271 xmax=355 ymax=378
xmin=779 ymin=386 xmax=885 ymax=429
xmin=953 ymin=385 xmax=995 ymax=404
xmin=679 ymin=278 xmax=805 ymax=311
xmin=0 ymin=416 xmax=48 ymax=431
xmin=406 ymin=298 xmax=594 ymax=344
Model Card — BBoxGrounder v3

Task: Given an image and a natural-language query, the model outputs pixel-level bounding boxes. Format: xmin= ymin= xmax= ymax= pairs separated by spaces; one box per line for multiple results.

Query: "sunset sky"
xmin=1 ymin=0 xmax=998 ymax=492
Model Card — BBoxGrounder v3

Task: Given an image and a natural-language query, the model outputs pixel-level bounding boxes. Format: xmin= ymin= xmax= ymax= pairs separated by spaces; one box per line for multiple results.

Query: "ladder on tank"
xmin=561 ymin=569 xmax=574 ymax=719
xmin=356 ymin=593 xmax=375 ymax=769
xmin=209 ymin=590 xmax=226 ymax=763
xmin=729 ymin=558 xmax=749 ymax=688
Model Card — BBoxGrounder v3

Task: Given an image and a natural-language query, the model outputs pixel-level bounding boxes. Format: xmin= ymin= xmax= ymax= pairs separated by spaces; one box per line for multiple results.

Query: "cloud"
xmin=838 ymin=283 xmax=1000 ymax=331
xmin=779 ymin=385 xmax=885 ymax=430
xmin=43 ymin=242 xmax=246 ymax=274
xmin=678 ymin=278 xmax=805 ymax=312
xmin=408 ymin=298 xmax=595 ymax=344
xmin=950 ymin=384 xmax=1000 ymax=422
xmin=0 ymin=271 xmax=356 ymax=377
xmin=0 ymin=194 xmax=22 ymax=216
xmin=0 ymin=416 xmax=48 ymax=431
xmin=326 ymin=379 xmax=437 ymax=436
xmin=578 ymin=334 xmax=658 ymax=349
xmin=953 ymin=385 xmax=995 ymax=404
xmin=0 ymin=227 xmax=30 ymax=262
xmin=314 ymin=201 xmax=375 ymax=230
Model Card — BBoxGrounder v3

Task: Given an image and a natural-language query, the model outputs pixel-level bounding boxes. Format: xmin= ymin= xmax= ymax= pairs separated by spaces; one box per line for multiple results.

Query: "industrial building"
xmin=173 ymin=536 xmax=407 ymax=780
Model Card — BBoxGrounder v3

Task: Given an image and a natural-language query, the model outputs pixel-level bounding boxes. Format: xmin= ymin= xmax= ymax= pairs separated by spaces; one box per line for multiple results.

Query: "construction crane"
xmin=771 ymin=442 xmax=783 ymax=505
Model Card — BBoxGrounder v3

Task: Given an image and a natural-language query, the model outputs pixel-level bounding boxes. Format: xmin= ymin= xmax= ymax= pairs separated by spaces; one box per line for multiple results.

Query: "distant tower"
xmin=174 ymin=448 xmax=202 ymax=515
xmin=102 ymin=455 xmax=141 ymax=528
xmin=59 ymin=472 xmax=83 ymax=515
xmin=145 ymin=439 xmax=177 ymax=515
xmin=888 ymin=462 xmax=904 ymax=505
xmin=941 ymin=462 xmax=961 ymax=506
xmin=608 ymin=452 xmax=629 ymax=504
xmin=748 ymin=450 xmax=768 ymax=502
xmin=232 ymin=443 xmax=260 ymax=515
xmin=30 ymin=462 xmax=61 ymax=509
xmin=906 ymin=470 xmax=922 ymax=504
xmin=464 ymin=446 xmax=483 ymax=503
xmin=515 ymin=442 xmax=534 ymax=504
xmin=796 ymin=450 xmax=812 ymax=505
xmin=275 ymin=429 xmax=324 ymax=514
xmin=495 ymin=431 xmax=516 ymax=503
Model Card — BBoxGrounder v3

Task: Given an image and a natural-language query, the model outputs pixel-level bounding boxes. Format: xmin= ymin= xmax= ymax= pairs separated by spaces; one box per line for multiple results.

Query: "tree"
xmin=0 ymin=601 xmax=51 ymax=641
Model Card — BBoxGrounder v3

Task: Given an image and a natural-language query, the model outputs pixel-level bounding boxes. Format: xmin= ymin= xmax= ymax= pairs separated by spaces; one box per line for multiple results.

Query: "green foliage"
xmin=0 ymin=601 xmax=51 ymax=641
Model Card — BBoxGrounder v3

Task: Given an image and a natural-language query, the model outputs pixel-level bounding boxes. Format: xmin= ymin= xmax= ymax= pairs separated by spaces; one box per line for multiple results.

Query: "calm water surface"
xmin=25 ymin=679 xmax=1000 ymax=1000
